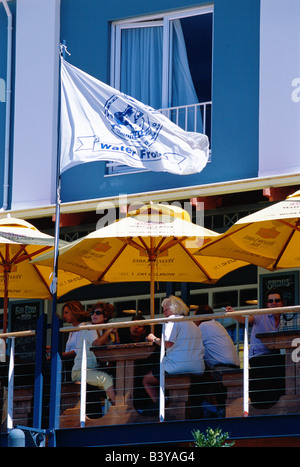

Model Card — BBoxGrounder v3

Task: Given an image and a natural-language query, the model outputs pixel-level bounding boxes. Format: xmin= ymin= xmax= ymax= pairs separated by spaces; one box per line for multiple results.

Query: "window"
xmin=108 ymin=6 xmax=213 ymax=174
xmin=213 ymin=290 xmax=238 ymax=309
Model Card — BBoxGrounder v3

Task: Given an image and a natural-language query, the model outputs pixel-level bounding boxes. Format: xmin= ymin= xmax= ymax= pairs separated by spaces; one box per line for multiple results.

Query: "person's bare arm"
xmin=225 ymin=306 xmax=255 ymax=324
xmin=92 ymin=328 xmax=113 ymax=346
xmin=146 ymin=333 xmax=174 ymax=348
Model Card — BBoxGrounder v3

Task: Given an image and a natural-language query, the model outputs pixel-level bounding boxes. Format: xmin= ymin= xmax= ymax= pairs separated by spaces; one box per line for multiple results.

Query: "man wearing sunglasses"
xmin=226 ymin=288 xmax=285 ymax=408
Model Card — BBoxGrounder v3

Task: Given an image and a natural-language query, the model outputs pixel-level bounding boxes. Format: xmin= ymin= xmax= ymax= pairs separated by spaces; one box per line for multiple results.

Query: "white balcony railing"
xmin=3 ymin=305 xmax=300 ymax=434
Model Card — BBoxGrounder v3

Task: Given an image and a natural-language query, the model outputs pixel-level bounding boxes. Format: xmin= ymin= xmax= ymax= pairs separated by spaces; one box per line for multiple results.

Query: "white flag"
xmin=60 ymin=58 xmax=209 ymax=175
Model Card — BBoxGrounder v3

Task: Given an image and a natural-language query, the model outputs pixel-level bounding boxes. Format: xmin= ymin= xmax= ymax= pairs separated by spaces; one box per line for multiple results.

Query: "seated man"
xmin=142 ymin=295 xmax=205 ymax=415
xmin=194 ymin=304 xmax=240 ymax=372
xmin=226 ymin=288 xmax=285 ymax=408
xmin=194 ymin=304 xmax=240 ymax=417
xmin=118 ymin=313 xmax=149 ymax=344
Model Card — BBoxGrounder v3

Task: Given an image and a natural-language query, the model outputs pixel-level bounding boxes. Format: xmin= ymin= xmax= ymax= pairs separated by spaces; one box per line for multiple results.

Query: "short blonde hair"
xmin=161 ymin=295 xmax=189 ymax=316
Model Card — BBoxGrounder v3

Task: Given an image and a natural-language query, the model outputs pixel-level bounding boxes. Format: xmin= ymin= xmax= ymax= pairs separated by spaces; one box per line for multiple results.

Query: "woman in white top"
xmin=143 ymin=295 xmax=205 ymax=407
xmin=71 ymin=302 xmax=116 ymax=404
xmin=62 ymin=301 xmax=90 ymax=359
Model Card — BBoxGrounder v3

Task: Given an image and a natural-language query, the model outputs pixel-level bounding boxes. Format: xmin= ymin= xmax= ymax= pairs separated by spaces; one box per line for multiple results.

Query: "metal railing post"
xmin=7 ymin=337 xmax=15 ymax=430
xmin=159 ymin=324 xmax=165 ymax=422
xmin=243 ymin=316 xmax=249 ymax=417
xmin=80 ymin=332 xmax=87 ymax=428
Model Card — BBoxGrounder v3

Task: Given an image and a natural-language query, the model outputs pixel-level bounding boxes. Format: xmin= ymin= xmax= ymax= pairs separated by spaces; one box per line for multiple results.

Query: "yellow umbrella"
xmin=194 ymin=190 xmax=300 ymax=270
xmin=33 ymin=203 xmax=247 ymax=318
xmin=0 ymin=216 xmax=91 ymax=332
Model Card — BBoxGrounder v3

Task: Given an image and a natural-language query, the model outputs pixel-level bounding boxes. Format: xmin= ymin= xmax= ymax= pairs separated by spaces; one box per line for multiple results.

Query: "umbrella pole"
xmin=3 ymin=246 xmax=9 ymax=334
xmin=149 ymin=241 xmax=156 ymax=332
xmin=150 ymin=260 xmax=155 ymax=319
xmin=150 ymin=259 xmax=155 ymax=333
xmin=3 ymin=271 xmax=8 ymax=334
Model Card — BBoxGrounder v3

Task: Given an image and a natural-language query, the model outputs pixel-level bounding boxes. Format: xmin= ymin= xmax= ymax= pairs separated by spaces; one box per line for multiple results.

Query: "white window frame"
xmin=108 ymin=5 xmax=214 ymax=175
xmin=110 ymin=4 xmax=213 ymax=107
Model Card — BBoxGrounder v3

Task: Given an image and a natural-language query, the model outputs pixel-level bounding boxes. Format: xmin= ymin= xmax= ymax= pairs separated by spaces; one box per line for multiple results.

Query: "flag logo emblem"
xmin=104 ymin=94 xmax=162 ymax=147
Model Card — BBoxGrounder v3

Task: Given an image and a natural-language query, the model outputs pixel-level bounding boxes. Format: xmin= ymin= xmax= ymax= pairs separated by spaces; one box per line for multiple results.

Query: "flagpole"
xmin=48 ymin=44 xmax=65 ymax=439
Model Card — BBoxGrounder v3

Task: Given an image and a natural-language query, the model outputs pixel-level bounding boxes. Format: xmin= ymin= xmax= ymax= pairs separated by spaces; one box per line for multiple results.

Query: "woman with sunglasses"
xmin=226 ymin=288 xmax=285 ymax=408
xmin=71 ymin=301 xmax=116 ymax=405
xmin=90 ymin=302 xmax=120 ymax=346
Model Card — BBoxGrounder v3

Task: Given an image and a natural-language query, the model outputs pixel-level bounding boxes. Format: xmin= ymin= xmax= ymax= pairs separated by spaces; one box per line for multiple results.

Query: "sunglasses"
xmin=267 ymin=298 xmax=282 ymax=304
xmin=90 ymin=310 xmax=104 ymax=316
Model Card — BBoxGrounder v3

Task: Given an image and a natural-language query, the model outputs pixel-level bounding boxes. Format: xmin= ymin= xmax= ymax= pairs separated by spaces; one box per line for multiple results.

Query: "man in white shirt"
xmin=142 ymin=295 xmax=205 ymax=415
xmin=194 ymin=305 xmax=240 ymax=371
xmin=194 ymin=304 xmax=240 ymax=417
xmin=226 ymin=288 xmax=285 ymax=408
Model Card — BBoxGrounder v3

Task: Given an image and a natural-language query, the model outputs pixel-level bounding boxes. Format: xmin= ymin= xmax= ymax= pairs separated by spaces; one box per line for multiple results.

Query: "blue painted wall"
xmin=59 ymin=0 xmax=260 ymax=203
xmin=0 ymin=0 xmax=260 ymax=206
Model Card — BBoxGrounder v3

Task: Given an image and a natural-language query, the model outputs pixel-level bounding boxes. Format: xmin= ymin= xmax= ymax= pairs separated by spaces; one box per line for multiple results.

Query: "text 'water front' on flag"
xmin=60 ymin=58 xmax=210 ymax=175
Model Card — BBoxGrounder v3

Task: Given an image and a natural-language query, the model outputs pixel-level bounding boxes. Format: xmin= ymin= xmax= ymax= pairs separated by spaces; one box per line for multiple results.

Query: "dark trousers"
xmin=249 ymin=351 xmax=285 ymax=409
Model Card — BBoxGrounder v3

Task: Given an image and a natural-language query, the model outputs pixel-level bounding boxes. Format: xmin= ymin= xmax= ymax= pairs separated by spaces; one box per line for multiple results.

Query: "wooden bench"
xmin=222 ymin=369 xmax=244 ymax=417
xmin=60 ymin=373 xmax=198 ymax=427
xmin=60 ymin=382 xmax=106 ymax=428
xmin=165 ymin=373 xmax=192 ymax=420
xmin=222 ymin=368 xmax=300 ymax=417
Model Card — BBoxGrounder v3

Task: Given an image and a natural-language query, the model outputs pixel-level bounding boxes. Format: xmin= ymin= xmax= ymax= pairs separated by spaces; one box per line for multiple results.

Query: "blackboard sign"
xmin=259 ymin=271 xmax=299 ymax=329
xmin=259 ymin=271 xmax=299 ymax=306
xmin=9 ymin=300 xmax=43 ymax=362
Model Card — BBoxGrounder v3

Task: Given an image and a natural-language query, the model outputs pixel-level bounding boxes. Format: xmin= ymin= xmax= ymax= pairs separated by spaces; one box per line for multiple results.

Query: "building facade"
xmin=0 ymin=0 xmax=299 ymax=446
xmin=0 ymin=0 xmax=299 ymax=309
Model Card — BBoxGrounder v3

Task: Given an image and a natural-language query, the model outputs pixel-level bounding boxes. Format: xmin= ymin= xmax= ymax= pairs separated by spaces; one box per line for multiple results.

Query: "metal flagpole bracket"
xmin=59 ymin=42 xmax=71 ymax=57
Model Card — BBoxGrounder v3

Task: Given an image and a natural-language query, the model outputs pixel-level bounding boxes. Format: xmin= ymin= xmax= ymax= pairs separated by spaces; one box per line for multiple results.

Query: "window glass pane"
xmin=190 ymin=293 xmax=209 ymax=309
xmin=120 ymin=26 xmax=163 ymax=109
xmin=114 ymin=300 xmax=136 ymax=317
xmin=213 ymin=290 xmax=238 ymax=309
xmin=110 ymin=9 xmax=212 ymax=174
xmin=137 ymin=298 xmax=160 ymax=316
xmin=170 ymin=13 xmax=212 ymax=106
xmin=240 ymin=288 xmax=258 ymax=307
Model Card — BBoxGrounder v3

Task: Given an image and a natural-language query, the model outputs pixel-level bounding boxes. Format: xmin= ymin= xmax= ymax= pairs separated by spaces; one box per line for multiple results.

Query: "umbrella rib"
xmin=136 ymin=236 xmax=151 ymax=253
xmin=31 ymin=262 xmax=51 ymax=294
xmin=158 ymin=237 xmax=188 ymax=254
xmin=11 ymin=245 xmax=52 ymax=265
xmin=198 ymin=224 xmax=250 ymax=252
xmin=0 ymin=245 xmax=28 ymax=272
xmin=153 ymin=237 xmax=167 ymax=251
xmin=177 ymin=240 xmax=214 ymax=282
xmin=96 ymin=242 xmax=128 ymax=282
xmin=0 ymin=250 xmax=5 ymax=264
xmin=137 ymin=236 xmax=170 ymax=256
xmin=119 ymin=237 xmax=149 ymax=255
xmin=272 ymin=229 xmax=296 ymax=269
xmin=120 ymin=236 xmax=186 ymax=257
xmin=9 ymin=244 xmax=27 ymax=264
xmin=278 ymin=219 xmax=300 ymax=232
